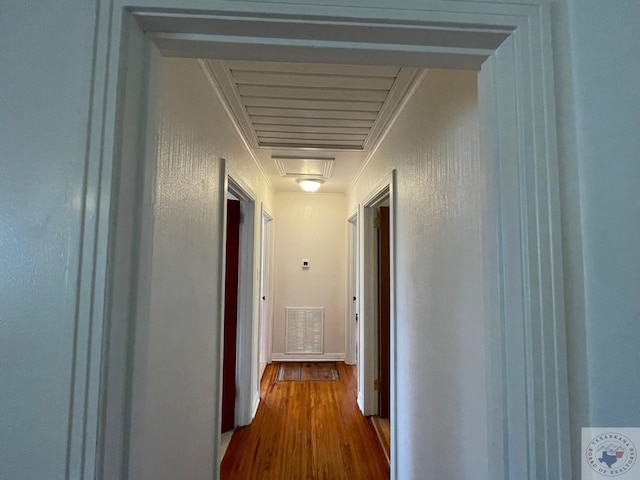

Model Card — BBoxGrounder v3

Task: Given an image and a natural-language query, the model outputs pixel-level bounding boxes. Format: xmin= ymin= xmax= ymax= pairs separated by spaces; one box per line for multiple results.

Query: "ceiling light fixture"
xmin=297 ymin=178 xmax=324 ymax=192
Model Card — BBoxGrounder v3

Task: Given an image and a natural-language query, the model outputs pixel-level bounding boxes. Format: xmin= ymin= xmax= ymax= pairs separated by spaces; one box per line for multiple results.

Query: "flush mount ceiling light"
xmin=297 ymin=178 xmax=324 ymax=192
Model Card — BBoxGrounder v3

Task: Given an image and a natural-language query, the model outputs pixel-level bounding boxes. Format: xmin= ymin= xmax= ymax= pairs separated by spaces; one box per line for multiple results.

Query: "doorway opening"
xmin=258 ymin=205 xmax=274 ymax=381
xmin=221 ymin=195 xmax=240 ymax=434
xmin=359 ymin=174 xmax=394 ymax=416
xmin=347 ymin=211 xmax=359 ymax=367
xmin=97 ymin=6 xmax=570 ymax=480
xmin=219 ymin=177 xmax=257 ymax=460
xmin=376 ymin=203 xmax=390 ymax=423
xmin=359 ymin=174 xmax=395 ymax=465
xmin=220 ymin=193 xmax=240 ymax=460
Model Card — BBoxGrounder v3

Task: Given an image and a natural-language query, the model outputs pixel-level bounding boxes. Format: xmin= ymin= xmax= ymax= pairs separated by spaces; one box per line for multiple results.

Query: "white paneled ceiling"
xmin=202 ymin=60 xmax=425 ymax=192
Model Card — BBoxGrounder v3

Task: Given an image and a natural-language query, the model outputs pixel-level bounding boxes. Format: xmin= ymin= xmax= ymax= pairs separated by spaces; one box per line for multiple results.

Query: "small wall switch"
xmin=302 ymin=259 xmax=310 ymax=269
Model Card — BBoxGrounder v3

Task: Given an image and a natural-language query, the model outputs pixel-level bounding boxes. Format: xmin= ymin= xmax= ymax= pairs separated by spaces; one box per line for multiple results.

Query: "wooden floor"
xmin=370 ymin=415 xmax=391 ymax=465
xmin=221 ymin=362 xmax=389 ymax=480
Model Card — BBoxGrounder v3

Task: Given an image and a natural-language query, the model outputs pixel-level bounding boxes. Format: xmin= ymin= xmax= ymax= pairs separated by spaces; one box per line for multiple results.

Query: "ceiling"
xmin=202 ymin=60 xmax=425 ymax=193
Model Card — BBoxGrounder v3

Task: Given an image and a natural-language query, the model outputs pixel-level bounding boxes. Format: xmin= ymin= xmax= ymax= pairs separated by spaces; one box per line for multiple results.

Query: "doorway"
xmin=359 ymin=174 xmax=395 ymax=420
xmin=99 ymin=6 xmax=570 ymax=480
xmin=220 ymin=179 xmax=256 ymax=460
xmin=365 ymin=199 xmax=392 ymax=464
xmin=221 ymin=198 xmax=241 ymax=433
xmin=258 ymin=205 xmax=274 ymax=380
xmin=377 ymin=205 xmax=390 ymax=420
xmin=357 ymin=174 xmax=394 ymax=469
xmin=225 ymin=177 xmax=257 ymax=434
xmin=347 ymin=212 xmax=359 ymax=367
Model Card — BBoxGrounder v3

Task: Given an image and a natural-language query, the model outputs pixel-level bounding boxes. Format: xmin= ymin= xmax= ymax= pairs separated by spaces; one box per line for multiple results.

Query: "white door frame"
xmin=259 ymin=204 xmax=274 ymax=377
xmin=358 ymin=173 xmax=395 ymax=419
xmin=91 ymin=3 xmax=570 ymax=480
xmin=346 ymin=210 xmax=359 ymax=367
xmin=225 ymin=175 xmax=257 ymax=428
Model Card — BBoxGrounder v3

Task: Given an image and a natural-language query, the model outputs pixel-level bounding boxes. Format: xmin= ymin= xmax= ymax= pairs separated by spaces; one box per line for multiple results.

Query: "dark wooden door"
xmin=378 ymin=206 xmax=390 ymax=418
xmin=222 ymin=199 xmax=241 ymax=433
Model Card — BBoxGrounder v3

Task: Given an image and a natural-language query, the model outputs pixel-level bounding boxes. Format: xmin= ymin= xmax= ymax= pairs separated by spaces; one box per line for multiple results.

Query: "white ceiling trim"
xmin=198 ymin=59 xmax=274 ymax=192
xmin=362 ymin=68 xmax=424 ymax=152
xmin=206 ymin=60 xmax=261 ymax=149
xmin=347 ymin=68 xmax=429 ymax=193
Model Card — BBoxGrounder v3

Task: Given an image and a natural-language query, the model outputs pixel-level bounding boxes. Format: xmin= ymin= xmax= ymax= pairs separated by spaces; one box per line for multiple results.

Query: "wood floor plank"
xmin=370 ymin=415 xmax=391 ymax=465
xmin=221 ymin=362 xmax=389 ymax=480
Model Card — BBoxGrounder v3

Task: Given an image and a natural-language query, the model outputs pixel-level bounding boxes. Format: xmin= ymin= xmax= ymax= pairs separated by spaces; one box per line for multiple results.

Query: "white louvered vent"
xmin=285 ymin=307 xmax=324 ymax=354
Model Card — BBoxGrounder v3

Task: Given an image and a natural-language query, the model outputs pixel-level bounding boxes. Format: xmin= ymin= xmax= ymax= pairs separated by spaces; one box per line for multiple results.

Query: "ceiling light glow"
xmin=297 ymin=178 xmax=324 ymax=192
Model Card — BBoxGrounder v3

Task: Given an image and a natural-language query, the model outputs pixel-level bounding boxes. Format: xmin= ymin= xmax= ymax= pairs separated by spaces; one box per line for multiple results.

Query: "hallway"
xmin=6 ymin=2 xmax=639 ymax=479
xmin=221 ymin=362 xmax=389 ymax=479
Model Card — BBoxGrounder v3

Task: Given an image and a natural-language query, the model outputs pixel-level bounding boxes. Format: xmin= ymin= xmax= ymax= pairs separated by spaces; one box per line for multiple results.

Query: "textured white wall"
xmin=272 ymin=193 xmax=347 ymax=359
xmin=349 ymin=69 xmax=487 ymax=480
xmin=128 ymin=57 xmax=274 ymax=479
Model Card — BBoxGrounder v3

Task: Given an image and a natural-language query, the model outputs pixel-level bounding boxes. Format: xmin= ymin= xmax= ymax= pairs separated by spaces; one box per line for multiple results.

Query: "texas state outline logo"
xmin=583 ymin=429 xmax=638 ymax=478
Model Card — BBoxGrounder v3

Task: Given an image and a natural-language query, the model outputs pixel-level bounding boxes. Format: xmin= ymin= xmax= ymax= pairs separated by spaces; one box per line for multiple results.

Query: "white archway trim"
xmin=258 ymin=203 xmax=275 ymax=371
xmin=90 ymin=3 xmax=570 ymax=479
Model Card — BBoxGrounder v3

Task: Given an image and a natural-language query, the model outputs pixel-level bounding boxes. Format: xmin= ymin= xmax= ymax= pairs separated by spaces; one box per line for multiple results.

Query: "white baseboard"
xmin=271 ymin=353 xmax=346 ymax=362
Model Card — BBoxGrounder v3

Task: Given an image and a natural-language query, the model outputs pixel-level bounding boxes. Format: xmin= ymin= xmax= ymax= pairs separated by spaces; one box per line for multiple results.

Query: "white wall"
xmin=128 ymin=57 xmax=274 ymax=479
xmin=272 ymin=193 xmax=347 ymax=360
xmin=566 ymin=0 xmax=640 ymax=455
xmin=549 ymin=0 xmax=640 ymax=475
xmin=0 ymin=2 xmax=98 ymax=479
xmin=349 ymin=69 xmax=487 ymax=480
xmin=569 ymin=0 xmax=640 ymax=418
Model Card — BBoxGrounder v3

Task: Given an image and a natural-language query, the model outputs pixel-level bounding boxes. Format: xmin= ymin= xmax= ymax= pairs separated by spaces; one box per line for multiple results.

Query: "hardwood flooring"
xmin=369 ymin=416 xmax=391 ymax=465
xmin=220 ymin=362 xmax=389 ymax=480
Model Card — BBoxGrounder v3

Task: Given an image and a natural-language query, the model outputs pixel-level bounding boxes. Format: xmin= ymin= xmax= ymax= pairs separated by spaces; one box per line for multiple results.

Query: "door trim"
xmin=221 ymin=198 xmax=241 ymax=433
xmin=259 ymin=204 xmax=274 ymax=375
xmin=92 ymin=3 xmax=570 ymax=479
xmin=226 ymin=175 xmax=257 ymax=428
xmin=377 ymin=205 xmax=390 ymax=419
xmin=346 ymin=210 xmax=359 ymax=367
xmin=359 ymin=172 xmax=395 ymax=423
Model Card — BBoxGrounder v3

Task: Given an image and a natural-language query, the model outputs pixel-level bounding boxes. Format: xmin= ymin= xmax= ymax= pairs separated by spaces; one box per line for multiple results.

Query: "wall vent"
xmin=285 ymin=307 xmax=324 ymax=354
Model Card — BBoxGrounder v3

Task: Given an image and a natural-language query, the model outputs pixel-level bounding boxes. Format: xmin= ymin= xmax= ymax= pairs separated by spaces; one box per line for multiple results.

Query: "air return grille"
xmin=285 ymin=307 xmax=324 ymax=354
